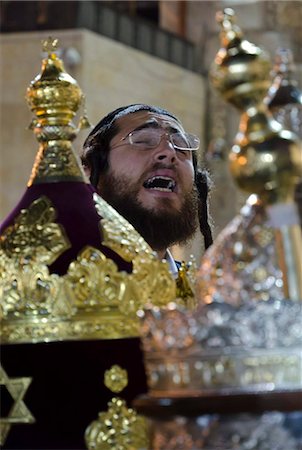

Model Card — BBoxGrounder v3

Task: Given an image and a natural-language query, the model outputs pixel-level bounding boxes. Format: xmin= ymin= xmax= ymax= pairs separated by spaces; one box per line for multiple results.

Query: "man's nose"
xmin=154 ymin=135 xmax=177 ymax=162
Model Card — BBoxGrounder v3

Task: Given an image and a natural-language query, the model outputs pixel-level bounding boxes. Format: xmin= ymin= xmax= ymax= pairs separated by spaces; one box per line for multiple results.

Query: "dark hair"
xmin=81 ymin=104 xmax=213 ymax=250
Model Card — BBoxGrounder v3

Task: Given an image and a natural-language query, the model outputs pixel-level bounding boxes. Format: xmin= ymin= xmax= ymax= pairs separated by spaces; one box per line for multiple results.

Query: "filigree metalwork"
xmin=197 ymin=196 xmax=285 ymax=306
xmin=0 ymin=365 xmax=35 ymax=445
xmin=138 ymin=12 xmax=302 ymax=450
xmin=139 ymin=299 xmax=302 ymax=395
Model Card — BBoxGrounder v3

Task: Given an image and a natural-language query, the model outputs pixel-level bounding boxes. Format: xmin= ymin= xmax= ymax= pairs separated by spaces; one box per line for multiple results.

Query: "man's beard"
xmin=97 ymin=172 xmax=199 ymax=252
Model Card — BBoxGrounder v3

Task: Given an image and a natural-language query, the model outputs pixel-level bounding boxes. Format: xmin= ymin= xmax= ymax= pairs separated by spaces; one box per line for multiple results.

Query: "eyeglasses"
xmin=112 ymin=128 xmax=200 ymax=152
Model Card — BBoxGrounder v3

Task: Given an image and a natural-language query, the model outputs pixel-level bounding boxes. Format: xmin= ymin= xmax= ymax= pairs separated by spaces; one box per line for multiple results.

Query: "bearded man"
xmin=81 ymin=104 xmax=213 ymax=271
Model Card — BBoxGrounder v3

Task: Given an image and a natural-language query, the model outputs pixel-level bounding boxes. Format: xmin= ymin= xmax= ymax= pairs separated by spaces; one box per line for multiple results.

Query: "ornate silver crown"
xmin=139 ymin=298 xmax=302 ymax=396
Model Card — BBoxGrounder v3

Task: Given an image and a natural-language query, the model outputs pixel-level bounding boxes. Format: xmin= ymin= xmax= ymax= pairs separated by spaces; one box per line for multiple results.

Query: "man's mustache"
xmin=141 ymin=162 xmax=179 ymax=183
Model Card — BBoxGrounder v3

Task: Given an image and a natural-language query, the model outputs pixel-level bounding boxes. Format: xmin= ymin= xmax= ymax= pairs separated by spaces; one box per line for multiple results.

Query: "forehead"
xmin=114 ymin=110 xmax=185 ymax=137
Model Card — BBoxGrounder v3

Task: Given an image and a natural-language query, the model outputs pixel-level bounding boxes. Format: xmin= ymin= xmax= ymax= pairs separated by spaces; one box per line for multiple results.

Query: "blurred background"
xmin=1 ymin=0 xmax=301 ymax=262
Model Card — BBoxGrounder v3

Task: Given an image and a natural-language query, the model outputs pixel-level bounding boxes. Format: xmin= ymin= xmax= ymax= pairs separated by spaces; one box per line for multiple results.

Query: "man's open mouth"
xmin=143 ymin=176 xmax=176 ymax=192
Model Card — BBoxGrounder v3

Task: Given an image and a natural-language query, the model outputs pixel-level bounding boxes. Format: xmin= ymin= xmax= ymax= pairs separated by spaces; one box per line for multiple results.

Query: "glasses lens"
xmin=129 ymin=129 xmax=160 ymax=148
xmin=129 ymin=129 xmax=200 ymax=151
xmin=171 ymin=132 xmax=199 ymax=151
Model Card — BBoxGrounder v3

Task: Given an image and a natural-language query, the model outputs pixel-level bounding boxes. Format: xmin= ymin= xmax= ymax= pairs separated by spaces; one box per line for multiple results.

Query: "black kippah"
xmin=87 ymin=106 xmax=130 ymax=137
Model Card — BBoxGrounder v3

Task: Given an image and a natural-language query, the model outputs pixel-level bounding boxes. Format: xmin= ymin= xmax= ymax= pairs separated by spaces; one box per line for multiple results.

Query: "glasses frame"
xmin=111 ymin=127 xmax=200 ymax=152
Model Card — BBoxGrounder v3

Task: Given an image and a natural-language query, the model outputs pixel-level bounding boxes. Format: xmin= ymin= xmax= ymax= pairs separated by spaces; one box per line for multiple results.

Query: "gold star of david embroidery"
xmin=0 ymin=365 xmax=35 ymax=445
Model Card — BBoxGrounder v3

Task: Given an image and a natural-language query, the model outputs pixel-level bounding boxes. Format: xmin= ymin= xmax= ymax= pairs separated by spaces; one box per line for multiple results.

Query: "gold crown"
xmin=0 ymin=38 xmax=177 ymax=344
xmin=0 ymin=193 xmax=177 ymax=343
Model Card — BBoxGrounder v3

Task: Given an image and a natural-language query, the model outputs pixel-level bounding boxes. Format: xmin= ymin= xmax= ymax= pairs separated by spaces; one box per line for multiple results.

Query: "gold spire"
xmin=26 ymin=37 xmax=87 ymax=185
xmin=210 ymin=8 xmax=272 ymax=110
xmin=204 ymin=8 xmax=302 ymax=301
xmin=209 ymin=8 xmax=302 ymax=205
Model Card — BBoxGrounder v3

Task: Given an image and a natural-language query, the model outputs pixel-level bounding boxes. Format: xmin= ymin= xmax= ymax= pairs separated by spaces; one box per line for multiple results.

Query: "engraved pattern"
xmin=28 ymin=85 xmax=81 ymax=113
xmin=1 ymin=319 xmax=139 ymax=344
xmin=33 ymin=125 xmax=78 ymax=142
xmin=28 ymin=142 xmax=85 ymax=186
xmin=85 ymin=367 xmax=149 ymax=449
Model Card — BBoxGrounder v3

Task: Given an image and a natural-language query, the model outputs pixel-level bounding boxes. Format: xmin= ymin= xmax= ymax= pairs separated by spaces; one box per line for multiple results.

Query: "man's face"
xmin=97 ymin=110 xmax=199 ymax=251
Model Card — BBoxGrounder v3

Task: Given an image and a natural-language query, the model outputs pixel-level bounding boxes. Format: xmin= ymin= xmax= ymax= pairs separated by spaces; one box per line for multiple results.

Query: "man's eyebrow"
xmin=132 ymin=120 xmax=180 ymax=134
xmin=132 ymin=122 xmax=160 ymax=132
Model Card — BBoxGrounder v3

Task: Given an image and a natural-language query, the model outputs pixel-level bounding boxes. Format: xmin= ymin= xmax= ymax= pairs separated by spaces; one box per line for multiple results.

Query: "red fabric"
xmin=0 ymin=181 xmax=132 ymax=274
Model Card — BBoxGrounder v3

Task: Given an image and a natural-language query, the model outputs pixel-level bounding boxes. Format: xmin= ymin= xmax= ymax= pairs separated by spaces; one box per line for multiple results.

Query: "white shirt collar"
xmin=164 ymin=249 xmax=178 ymax=278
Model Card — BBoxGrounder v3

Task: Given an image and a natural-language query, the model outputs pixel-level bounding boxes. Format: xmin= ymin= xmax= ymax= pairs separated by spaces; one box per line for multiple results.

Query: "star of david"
xmin=0 ymin=365 xmax=35 ymax=445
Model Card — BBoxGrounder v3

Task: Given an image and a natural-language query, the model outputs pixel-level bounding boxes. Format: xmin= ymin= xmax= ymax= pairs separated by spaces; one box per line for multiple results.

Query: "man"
xmin=81 ymin=104 xmax=213 ymax=272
